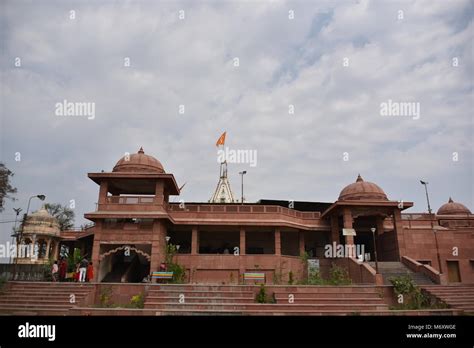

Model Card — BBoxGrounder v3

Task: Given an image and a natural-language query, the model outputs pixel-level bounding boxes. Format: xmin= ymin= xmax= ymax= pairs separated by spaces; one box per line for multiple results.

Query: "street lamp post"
xmin=239 ymin=171 xmax=247 ymax=205
xmin=420 ymin=180 xmax=432 ymax=215
xmin=10 ymin=208 xmax=22 ymax=265
xmin=21 ymin=194 xmax=46 ymax=245
xmin=420 ymin=180 xmax=442 ymax=272
xmin=370 ymin=227 xmax=379 ymax=274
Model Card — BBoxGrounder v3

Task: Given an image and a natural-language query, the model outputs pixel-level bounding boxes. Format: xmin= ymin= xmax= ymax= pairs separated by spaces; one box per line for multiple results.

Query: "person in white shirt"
xmin=79 ymin=258 xmax=89 ymax=282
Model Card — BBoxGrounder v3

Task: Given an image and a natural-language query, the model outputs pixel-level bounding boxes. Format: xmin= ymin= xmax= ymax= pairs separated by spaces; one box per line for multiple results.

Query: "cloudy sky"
xmin=0 ymin=0 xmax=472 ymax=258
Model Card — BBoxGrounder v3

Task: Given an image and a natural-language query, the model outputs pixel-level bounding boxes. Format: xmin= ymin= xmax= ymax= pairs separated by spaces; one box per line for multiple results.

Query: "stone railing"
xmin=333 ymin=258 xmax=383 ymax=285
xmin=168 ymin=203 xmax=321 ymax=219
xmin=401 ymin=256 xmax=447 ymax=285
xmin=106 ymin=196 xmax=155 ymax=204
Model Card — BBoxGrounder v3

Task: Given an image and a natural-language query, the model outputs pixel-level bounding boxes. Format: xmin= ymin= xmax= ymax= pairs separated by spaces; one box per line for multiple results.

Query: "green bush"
xmin=328 ymin=264 xmax=351 ymax=285
xmin=389 ymin=275 xmax=431 ymax=310
xmin=306 ymin=270 xmax=326 ymax=285
xmin=288 ymin=271 xmax=294 ymax=285
xmin=168 ymin=263 xmax=186 ymax=283
xmin=130 ymin=293 xmax=144 ymax=308
xmin=255 ymin=284 xmax=275 ymax=303
xmin=99 ymin=286 xmax=113 ymax=308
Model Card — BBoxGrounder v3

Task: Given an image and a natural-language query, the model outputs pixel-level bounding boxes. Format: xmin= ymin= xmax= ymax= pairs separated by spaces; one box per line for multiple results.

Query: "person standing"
xmin=79 ymin=257 xmax=89 ymax=282
xmin=86 ymin=262 xmax=94 ymax=282
xmin=59 ymin=257 xmax=67 ymax=281
xmin=51 ymin=261 xmax=59 ymax=282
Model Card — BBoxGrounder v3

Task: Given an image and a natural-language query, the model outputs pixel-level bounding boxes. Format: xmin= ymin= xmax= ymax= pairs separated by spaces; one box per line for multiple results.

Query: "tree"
xmin=0 ymin=163 xmax=17 ymax=212
xmin=44 ymin=203 xmax=75 ymax=231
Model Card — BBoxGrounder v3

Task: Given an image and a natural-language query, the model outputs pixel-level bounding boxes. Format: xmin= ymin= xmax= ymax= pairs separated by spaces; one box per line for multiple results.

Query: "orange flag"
xmin=216 ymin=131 xmax=226 ymax=146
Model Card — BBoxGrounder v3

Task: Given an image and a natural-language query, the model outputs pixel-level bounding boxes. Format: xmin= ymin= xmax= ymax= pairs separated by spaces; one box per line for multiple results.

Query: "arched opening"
xmin=99 ymin=245 xmax=151 ymax=283
xmin=36 ymin=239 xmax=48 ymax=259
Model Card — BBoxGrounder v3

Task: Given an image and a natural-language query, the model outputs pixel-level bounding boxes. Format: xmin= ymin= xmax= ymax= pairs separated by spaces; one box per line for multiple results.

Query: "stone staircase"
xmin=144 ymin=284 xmax=389 ymax=315
xmin=368 ymin=262 xmax=434 ymax=285
xmin=0 ymin=282 xmax=95 ymax=315
xmin=422 ymin=284 xmax=474 ymax=314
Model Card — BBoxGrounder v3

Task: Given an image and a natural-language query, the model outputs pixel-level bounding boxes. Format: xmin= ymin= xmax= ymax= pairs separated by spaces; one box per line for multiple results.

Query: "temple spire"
xmin=210 ymin=161 xmax=235 ymax=203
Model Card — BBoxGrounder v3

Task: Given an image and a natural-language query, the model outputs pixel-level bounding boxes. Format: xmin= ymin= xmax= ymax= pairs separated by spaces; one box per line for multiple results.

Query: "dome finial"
xmin=448 ymin=197 xmax=453 ymax=203
xmin=138 ymin=147 xmax=144 ymax=154
xmin=356 ymin=174 xmax=363 ymax=182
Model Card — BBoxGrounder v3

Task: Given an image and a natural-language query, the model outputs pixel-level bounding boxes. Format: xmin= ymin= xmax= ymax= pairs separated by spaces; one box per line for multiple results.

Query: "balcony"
xmin=168 ymin=203 xmax=326 ymax=229
xmin=106 ymin=196 xmax=155 ymax=204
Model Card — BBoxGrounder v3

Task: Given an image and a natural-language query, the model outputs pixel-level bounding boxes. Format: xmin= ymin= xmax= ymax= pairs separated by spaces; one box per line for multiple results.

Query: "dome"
xmin=338 ymin=174 xmax=388 ymax=201
xmin=113 ymin=147 xmax=165 ymax=173
xmin=22 ymin=205 xmax=60 ymax=236
xmin=437 ymin=197 xmax=471 ymax=215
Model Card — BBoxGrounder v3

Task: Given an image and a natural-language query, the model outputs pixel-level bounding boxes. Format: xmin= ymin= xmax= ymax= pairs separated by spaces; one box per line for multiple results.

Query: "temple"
xmin=15 ymin=148 xmax=474 ymax=285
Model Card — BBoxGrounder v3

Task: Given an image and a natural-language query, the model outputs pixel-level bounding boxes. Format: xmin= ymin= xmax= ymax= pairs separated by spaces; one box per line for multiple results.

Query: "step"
xmin=145 ymin=303 xmax=389 ymax=311
xmin=7 ymin=284 xmax=94 ymax=289
xmin=0 ymin=297 xmax=83 ymax=305
xmin=147 ymin=290 xmax=254 ymax=297
xmin=150 ymin=284 xmax=259 ymax=291
xmin=271 ymin=287 xmax=380 ymax=294
xmin=145 ymin=297 xmax=254 ymax=304
xmin=0 ymin=308 xmax=70 ymax=316
xmin=0 ymin=293 xmax=89 ymax=299
xmin=273 ymin=297 xmax=385 ymax=304
xmin=0 ymin=303 xmax=73 ymax=309
xmin=271 ymin=292 xmax=381 ymax=299
xmin=156 ymin=308 xmax=392 ymax=316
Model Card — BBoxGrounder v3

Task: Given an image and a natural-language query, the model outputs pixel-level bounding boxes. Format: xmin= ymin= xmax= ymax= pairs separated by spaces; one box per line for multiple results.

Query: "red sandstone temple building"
xmin=56 ymin=148 xmax=473 ymax=285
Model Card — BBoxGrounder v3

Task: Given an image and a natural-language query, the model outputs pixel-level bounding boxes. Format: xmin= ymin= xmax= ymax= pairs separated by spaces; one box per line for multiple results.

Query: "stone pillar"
xmin=54 ymin=240 xmax=60 ymax=260
xmin=31 ymin=234 xmax=37 ymax=262
xmin=154 ymin=181 xmax=164 ymax=205
xmin=343 ymin=207 xmax=354 ymax=245
xmin=239 ymin=228 xmax=246 ymax=256
xmin=191 ymin=227 xmax=198 ymax=255
xmin=330 ymin=214 xmax=339 ymax=244
xmin=239 ymin=228 xmax=246 ymax=279
xmin=150 ymin=221 xmax=166 ymax=274
xmin=392 ymin=209 xmax=404 ymax=261
xmin=91 ymin=239 xmax=101 ymax=282
xmin=46 ymin=239 xmax=52 ymax=260
xmin=275 ymin=228 xmax=281 ymax=256
xmin=98 ymin=181 xmax=108 ymax=204
xmin=299 ymin=231 xmax=305 ymax=256
xmin=376 ymin=216 xmax=384 ymax=261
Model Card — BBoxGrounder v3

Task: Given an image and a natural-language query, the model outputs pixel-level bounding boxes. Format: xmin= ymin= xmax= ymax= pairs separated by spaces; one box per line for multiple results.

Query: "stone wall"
xmin=0 ymin=263 xmax=49 ymax=281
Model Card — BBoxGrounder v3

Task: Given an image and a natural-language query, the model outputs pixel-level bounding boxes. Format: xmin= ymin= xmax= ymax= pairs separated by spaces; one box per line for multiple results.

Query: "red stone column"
xmin=376 ymin=216 xmax=384 ymax=261
xmin=275 ymin=228 xmax=281 ymax=256
xmin=239 ymin=228 xmax=246 ymax=256
xmin=299 ymin=231 xmax=305 ymax=256
xmin=393 ymin=209 xmax=405 ymax=261
xmin=150 ymin=221 xmax=166 ymax=274
xmin=239 ymin=228 xmax=246 ymax=280
xmin=191 ymin=227 xmax=198 ymax=255
xmin=154 ymin=181 xmax=164 ymax=205
xmin=343 ymin=207 xmax=354 ymax=245
xmin=98 ymin=181 xmax=108 ymax=205
xmin=91 ymin=223 xmax=101 ymax=282
xmin=330 ymin=214 xmax=339 ymax=244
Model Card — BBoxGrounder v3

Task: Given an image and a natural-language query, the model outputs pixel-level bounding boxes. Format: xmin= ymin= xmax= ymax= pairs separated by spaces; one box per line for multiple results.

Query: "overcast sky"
xmin=1 ymin=0 xmax=473 ymax=260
